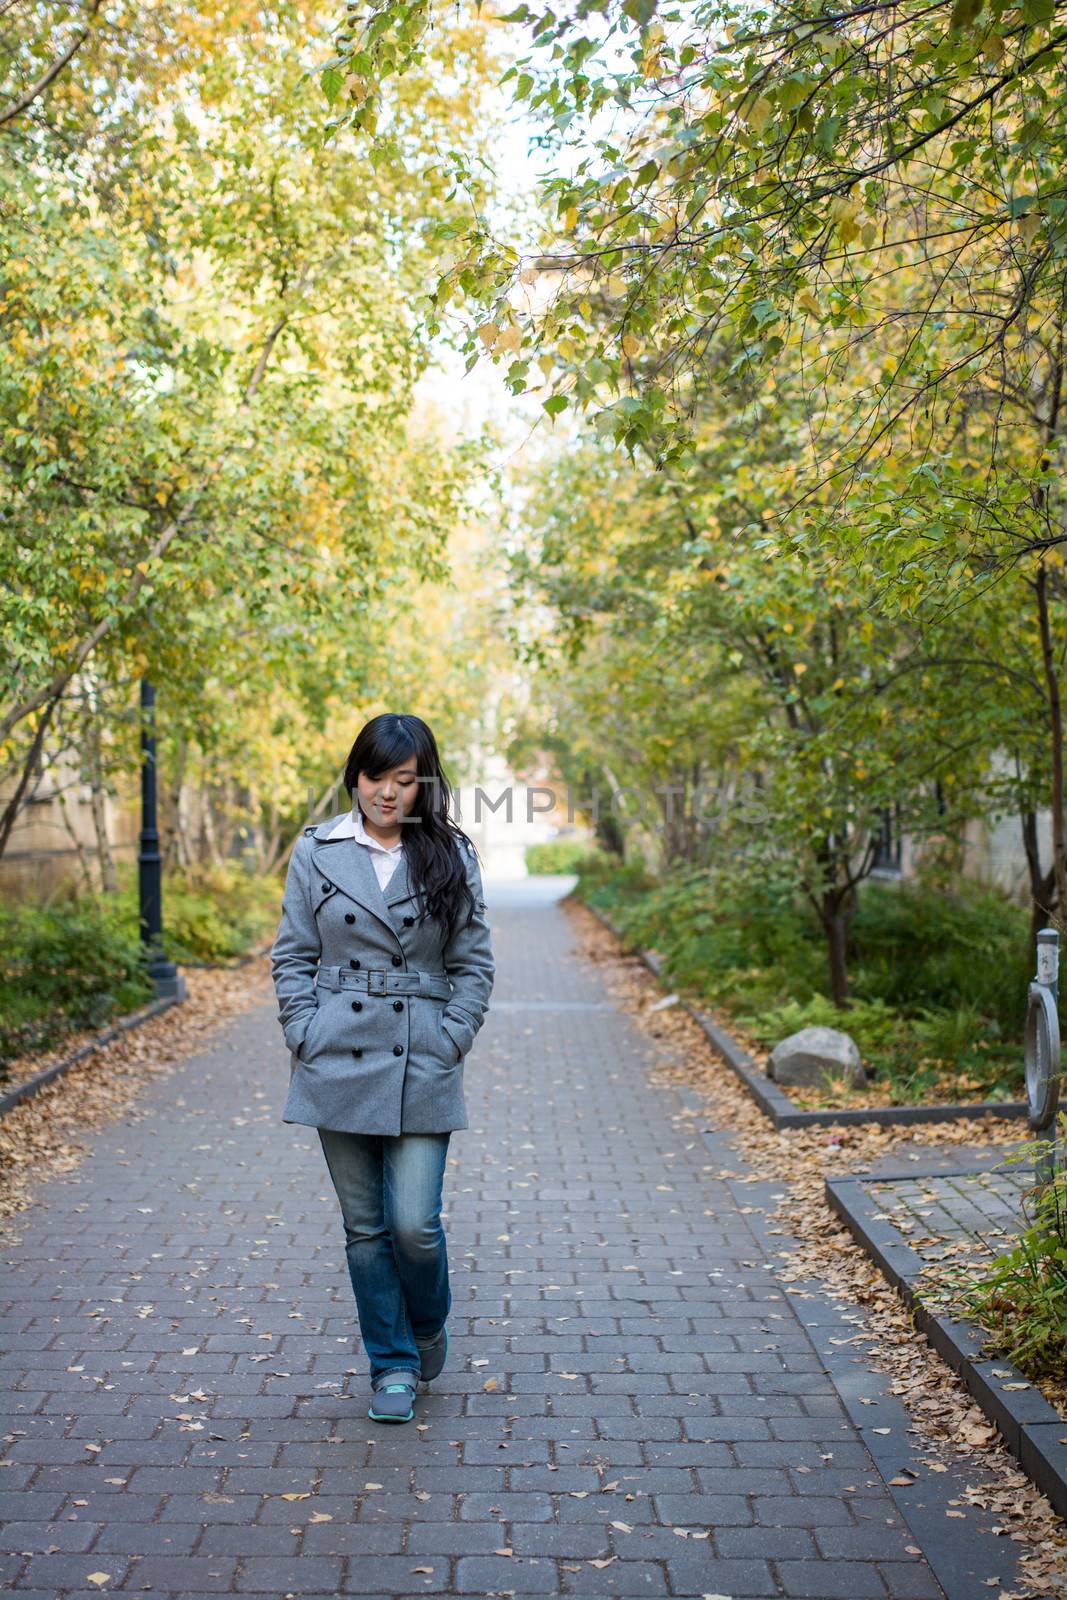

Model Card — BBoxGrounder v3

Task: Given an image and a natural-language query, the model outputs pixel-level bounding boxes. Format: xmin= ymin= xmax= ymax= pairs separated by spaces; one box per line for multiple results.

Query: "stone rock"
xmin=767 ymin=1025 xmax=866 ymax=1089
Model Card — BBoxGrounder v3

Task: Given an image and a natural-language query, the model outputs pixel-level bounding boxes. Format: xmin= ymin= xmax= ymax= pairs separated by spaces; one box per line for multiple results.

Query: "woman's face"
xmin=356 ymin=760 xmax=420 ymax=829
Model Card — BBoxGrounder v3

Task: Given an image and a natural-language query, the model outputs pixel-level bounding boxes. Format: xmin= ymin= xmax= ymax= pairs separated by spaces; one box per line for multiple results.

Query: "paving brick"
xmin=454 ymin=1554 xmax=561 ymax=1592
xmin=715 ymin=1525 xmax=818 ymax=1559
xmin=662 ymin=1554 xmax=777 ymax=1594
xmin=753 ymin=1493 xmax=858 ymax=1526
xmin=875 ymin=1559 xmax=946 ymax=1597
xmin=9 ymin=1553 xmax=133 ymax=1590
xmin=814 ymin=1521 xmax=925 ymax=1560
xmin=457 ymin=1490 xmax=554 ymax=1521
xmin=776 ymin=1556 xmax=888 ymax=1596
xmin=111 ymin=1553 xmax=236 ymax=1589
xmin=91 ymin=1521 xmax=199 ymax=1554
xmin=0 ymin=1519 xmax=100 ymax=1552
xmin=233 ymin=1555 xmax=343 ymax=1591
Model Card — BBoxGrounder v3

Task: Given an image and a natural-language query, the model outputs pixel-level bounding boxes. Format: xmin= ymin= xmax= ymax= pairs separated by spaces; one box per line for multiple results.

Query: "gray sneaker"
xmin=416 ymin=1324 xmax=449 ymax=1383
xmin=367 ymin=1377 xmax=417 ymax=1423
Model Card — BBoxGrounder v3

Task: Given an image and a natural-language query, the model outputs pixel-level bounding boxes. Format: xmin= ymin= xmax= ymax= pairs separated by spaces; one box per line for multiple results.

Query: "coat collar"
xmin=307 ymin=812 xmax=416 ymax=938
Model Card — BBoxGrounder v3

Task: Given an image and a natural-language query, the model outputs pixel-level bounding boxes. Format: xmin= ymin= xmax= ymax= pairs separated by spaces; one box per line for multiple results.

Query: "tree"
xmin=0 ymin=1 xmax=506 ymax=859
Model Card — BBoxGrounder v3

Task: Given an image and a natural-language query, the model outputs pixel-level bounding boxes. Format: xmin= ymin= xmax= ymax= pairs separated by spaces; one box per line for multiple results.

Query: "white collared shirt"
xmin=325 ymin=806 xmax=405 ymax=892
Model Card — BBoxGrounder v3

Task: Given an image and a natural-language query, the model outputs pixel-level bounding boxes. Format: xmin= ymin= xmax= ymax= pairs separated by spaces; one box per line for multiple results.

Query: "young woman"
xmin=270 ymin=713 xmax=495 ymax=1423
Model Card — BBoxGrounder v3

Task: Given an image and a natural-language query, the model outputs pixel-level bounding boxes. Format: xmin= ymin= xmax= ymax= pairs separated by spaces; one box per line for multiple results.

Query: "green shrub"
xmin=0 ymin=862 xmax=281 ymax=1077
xmin=849 ymin=877 xmax=1031 ymax=1021
xmin=0 ymin=897 xmax=155 ymax=1069
xmin=525 ymin=838 xmax=607 ymax=875
xmin=114 ymin=863 xmax=280 ymax=964
xmin=738 ymin=992 xmax=902 ymax=1055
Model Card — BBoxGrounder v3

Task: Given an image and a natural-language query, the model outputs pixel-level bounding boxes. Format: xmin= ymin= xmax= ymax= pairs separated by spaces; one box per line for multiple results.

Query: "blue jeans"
xmin=317 ymin=1127 xmax=452 ymax=1389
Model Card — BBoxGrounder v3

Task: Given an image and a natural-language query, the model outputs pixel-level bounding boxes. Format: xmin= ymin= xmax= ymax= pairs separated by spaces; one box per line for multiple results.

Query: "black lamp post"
xmin=138 ymin=679 xmax=186 ymax=1002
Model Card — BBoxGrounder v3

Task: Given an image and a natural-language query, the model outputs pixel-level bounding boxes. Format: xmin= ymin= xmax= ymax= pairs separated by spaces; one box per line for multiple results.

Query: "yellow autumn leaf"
xmin=829 ymin=194 xmax=863 ymax=245
xmin=495 ymin=323 xmax=523 ymax=353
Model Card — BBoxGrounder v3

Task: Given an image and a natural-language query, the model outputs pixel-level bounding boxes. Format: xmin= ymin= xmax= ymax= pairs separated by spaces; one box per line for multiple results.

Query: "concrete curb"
xmin=583 ymin=899 xmax=1029 ymax=1130
xmin=825 ymin=1167 xmax=1067 ymax=1520
xmin=0 ymin=995 xmax=179 ymax=1117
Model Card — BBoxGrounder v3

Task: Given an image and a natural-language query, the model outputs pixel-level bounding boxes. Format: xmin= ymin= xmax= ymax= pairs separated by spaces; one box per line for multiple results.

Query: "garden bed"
xmin=586 ymin=902 xmax=1030 ymax=1129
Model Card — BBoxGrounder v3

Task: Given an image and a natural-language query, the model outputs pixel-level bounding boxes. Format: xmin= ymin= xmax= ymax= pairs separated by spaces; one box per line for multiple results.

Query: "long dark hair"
xmin=343 ymin=713 xmax=479 ymax=943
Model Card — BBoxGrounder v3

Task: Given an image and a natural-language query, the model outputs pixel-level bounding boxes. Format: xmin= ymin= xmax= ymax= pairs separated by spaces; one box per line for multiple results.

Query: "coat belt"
xmin=315 ymin=965 xmax=452 ymax=1000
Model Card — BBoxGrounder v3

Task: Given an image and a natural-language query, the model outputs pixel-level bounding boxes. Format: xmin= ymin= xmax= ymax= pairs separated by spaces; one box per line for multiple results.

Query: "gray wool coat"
xmin=270 ymin=813 xmax=495 ymax=1136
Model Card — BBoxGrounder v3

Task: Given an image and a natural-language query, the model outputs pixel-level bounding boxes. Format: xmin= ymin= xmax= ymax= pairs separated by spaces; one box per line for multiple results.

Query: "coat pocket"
xmin=297 ymin=1002 xmax=327 ymax=1063
xmin=439 ymin=1015 xmax=462 ymax=1065
xmin=407 ymin=996 xmax=458 ymax=1068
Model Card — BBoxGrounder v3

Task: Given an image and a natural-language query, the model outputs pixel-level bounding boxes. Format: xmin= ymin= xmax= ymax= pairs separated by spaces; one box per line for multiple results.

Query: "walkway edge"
xmin=825 ymin=1169 xmax=1067 ymax=1520
xmin=0 ymin=996 xmax=178 ymax=1117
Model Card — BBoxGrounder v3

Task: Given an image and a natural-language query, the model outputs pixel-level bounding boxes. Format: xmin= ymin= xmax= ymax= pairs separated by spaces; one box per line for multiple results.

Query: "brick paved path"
xmin=0 ymin=879 xmax=950 ymax=1599
xmin=869 ymin=1165 xmax=1031 ymax=1270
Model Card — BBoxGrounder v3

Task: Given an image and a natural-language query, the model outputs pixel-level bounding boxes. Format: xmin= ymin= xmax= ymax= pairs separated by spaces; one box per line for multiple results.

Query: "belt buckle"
xmin=366 ymin=968 xmax=388 ymax=996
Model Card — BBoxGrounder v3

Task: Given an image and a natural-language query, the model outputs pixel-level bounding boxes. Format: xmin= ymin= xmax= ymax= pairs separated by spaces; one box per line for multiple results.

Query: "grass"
xmin=571 ymin=850 xmax=1041 ymax=1105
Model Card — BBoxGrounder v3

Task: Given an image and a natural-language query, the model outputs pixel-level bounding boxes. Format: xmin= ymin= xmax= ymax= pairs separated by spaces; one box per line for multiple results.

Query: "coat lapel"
xmin=309 ymin=829 xmax=416 ymax=942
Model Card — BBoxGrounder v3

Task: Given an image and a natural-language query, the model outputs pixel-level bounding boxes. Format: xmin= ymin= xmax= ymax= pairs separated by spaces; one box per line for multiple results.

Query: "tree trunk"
xmin=820 ymin=893 xmax=852 ymax=1008
xmin=199 ymin=785 xmax=221 ymax=869
xmin=1035 ymin=559 xmax=1067 ymax=925
xmin=57 ymin=779 xmax=96 ymax=896
xmin=163 ymin=738 xmax=191 ymax=872
xmin=1021 ymin=806 xmax=1058 ymax=948
xmin=86 ymin=717 xmax=117 ymax=894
